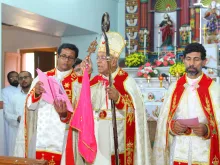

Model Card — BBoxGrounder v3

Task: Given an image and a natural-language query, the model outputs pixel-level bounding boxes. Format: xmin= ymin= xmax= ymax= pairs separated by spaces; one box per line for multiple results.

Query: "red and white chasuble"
xmin=14 ymin=68 xmax=81 ymax=165
xmin=153 ymin=73 xmax=220 ymax=165
xmin=61 ymin=67 xmax=152 ymax=165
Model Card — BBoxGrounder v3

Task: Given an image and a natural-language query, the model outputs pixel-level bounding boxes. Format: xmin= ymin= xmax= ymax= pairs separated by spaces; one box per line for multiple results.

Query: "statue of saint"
xmin=204 ymin=1 xmax=220 ymax=44
xmin=159 ymin=13 xmax=174 ymax=47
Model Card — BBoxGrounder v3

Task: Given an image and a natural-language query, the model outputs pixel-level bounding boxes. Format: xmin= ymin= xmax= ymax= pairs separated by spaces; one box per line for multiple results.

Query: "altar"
xmin=124 ymin=0 xmax=220 ymax=146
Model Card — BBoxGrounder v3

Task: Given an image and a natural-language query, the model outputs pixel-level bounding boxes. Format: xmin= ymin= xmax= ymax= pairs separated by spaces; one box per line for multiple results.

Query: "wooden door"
xmin=34 ymin=51 xmax=55 ymax=77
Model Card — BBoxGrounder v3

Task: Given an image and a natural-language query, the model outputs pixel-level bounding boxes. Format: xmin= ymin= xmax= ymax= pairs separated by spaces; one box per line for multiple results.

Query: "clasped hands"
xmin=172 ymin=121 xmax=208 ymax=137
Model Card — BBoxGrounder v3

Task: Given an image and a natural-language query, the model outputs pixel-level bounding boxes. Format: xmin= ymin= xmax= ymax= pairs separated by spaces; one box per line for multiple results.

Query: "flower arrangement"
xmin=125 ymin=52 xmax=146 ymax=67
xmin=137 ymin=62 xmax=160 ymax=78
xmin=153 ymin=52 xmax=175 ymax=67
xmin=169 ymin=62 xmax=186 ymax=77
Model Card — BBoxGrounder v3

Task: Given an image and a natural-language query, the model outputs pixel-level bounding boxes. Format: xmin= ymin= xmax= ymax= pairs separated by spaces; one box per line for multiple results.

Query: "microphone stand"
xmin=203 ymin=66 xmax=220 ymax=77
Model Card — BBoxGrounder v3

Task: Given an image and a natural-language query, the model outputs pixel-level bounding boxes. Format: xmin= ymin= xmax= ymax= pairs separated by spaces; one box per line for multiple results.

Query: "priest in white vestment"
xmin=5 ymin=71 xmax=33 ymax=156
xmin=153 ymin=43 xmax=220 ymax=165
xmin=14 ymin=43 xmax=92 ymax=165
xmin=62 ymin=32 xmax=152 ymax=165
xmin=2 ymin=71 xmax=20 ymax=155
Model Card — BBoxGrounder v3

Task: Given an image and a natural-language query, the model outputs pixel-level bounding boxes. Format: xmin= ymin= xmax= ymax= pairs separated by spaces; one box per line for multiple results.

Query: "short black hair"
xmin=72 ymin=58 xmax=82 ymax=68
xmin=7 ymin=71 xmax=18 ymax=82
xmin=183 ymin=43 xmax=206 ymax=60
xmin=19 ymin=71 xmax=32 ymax=78
xmin=57 ymin=43 xmax=79 ymax=58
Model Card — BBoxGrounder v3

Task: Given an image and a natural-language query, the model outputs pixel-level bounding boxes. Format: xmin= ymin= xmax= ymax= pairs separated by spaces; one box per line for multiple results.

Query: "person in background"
xmin=5 ymin=71 xmax=33 ymax=156
xmin=2 ymin=71 xmax=20 ymax=155
xmin=153 ymin=43 xmax=220 ymax=165
xmin=72 ymin=58 xmax=82 ymax=76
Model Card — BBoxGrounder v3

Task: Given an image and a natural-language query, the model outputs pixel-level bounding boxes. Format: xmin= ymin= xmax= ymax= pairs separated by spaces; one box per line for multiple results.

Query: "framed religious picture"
xmin=202 ymin=44 xmax=219 ymax=78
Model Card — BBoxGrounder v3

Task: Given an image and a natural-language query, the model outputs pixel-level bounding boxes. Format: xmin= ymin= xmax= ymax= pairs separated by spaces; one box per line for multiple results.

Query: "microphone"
xmin=161 ymin=73 xmax=169 ymax=78
xmin=161 ymin=73 xmax=169 ymax=82
xmin=202 ymin=66 xmax=220 ymax=71
xmin=202 ymin=66 xmax=220 ymax=76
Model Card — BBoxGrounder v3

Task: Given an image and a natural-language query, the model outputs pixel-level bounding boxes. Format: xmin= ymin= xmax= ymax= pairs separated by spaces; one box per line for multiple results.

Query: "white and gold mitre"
xmin=98 ymin=32 xmax=126 ymax=58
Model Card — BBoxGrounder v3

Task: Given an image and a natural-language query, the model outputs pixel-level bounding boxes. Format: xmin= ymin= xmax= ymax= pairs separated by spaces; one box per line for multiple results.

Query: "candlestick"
xmin=174 ymin=30 xmax=177 ymax=59
xmin=158 ymin=75 xmax=164 ymax=88
xmin=189 ymin=30 xmax=192 ymax=43
xmin=147 ymin=75 xmax=151 ymax=87
xmin=144 ymin=29 xmax=147 ymax=56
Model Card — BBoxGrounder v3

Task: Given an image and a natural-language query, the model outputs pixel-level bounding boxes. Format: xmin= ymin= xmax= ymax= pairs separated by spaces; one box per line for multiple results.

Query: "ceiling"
xmin=2 ymin=3 xmax=96 ymax=37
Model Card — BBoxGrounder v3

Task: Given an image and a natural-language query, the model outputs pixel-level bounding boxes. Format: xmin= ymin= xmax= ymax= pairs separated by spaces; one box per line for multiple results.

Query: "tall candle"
xmin=174 ymin=30 xmax=177 ymax=59
xmin=158 ymin=29 xmax=160 ymax=60
xmin=189 ymin=30 xmax=192 ymax=43
xmin=128 ymin=30 xmax=131 ymax=55
xmin=144 ymin=30 xmax=147 ymax=56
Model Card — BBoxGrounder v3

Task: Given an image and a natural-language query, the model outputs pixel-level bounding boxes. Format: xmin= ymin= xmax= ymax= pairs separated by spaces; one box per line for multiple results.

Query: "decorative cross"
xmin=87 ymin=38 xmax=98 ymax=57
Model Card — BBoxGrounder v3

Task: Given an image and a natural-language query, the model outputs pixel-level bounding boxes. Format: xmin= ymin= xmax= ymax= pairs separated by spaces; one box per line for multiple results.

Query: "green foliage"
xmin=125 ymin=52 xmax=146 ymax=67
xmin=169 ymin=62 xmax=186 ymax=77
xmin=155 ymin=0 xmax=177 ymax=12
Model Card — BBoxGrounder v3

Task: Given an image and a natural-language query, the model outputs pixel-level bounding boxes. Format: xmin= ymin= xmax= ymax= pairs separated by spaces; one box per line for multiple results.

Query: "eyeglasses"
xmin=9 ymin=76 xmax=18 ymax=80
xmin=59 ymin=54 xmax=75 ymax=61
xmin=18 ymin=76 xmax=30 ymax=81
xmin=96 ymin=56 xmax=110 ymax=61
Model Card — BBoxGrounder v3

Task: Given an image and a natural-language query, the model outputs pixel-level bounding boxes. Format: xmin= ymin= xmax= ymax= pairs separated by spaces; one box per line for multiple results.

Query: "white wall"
xmin=1 ymin=0 xmax=118 ymax=33
xmin=2 ymin=26 xmax=61 ymax=52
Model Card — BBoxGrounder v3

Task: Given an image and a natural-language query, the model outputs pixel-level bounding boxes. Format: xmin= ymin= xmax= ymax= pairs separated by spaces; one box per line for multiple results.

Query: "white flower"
xmin=145 ymin=66 xmax=152 ymax=70
xmin=141 ymin=69 xmax=145 ymax=73
xmin=153 ymin=69 xmax=158 ymax=74
xmin=159 ymin=58 xmax=164 ymax=62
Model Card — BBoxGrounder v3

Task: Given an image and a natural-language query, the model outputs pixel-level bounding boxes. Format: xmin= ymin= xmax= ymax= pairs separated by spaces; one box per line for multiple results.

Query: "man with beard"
xmin=153 ymin=43 xmax=220 ymax=165
xmin=4 ymin=71 xmax=33 ymax=156
xmin=2 ymin=71 xmax=20 ymax=155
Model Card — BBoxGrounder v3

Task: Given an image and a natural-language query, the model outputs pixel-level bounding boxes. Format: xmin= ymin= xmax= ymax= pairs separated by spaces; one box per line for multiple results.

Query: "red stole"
xmin=90 ymin=68 xmax=136 ymax=165
xmin=111 ymin=68 xmax=136 ymax=165
xmin=167 ymin=74 xmax=219 ymax=164
xmin=46 ymin=68 xmax=78 ymax=102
